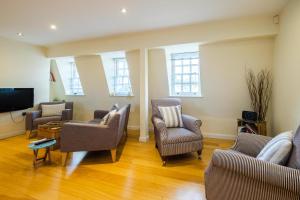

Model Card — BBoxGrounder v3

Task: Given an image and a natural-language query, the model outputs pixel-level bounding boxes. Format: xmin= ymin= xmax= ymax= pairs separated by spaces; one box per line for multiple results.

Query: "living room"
xmin=0 ymin=0 xmax=299 ymax=199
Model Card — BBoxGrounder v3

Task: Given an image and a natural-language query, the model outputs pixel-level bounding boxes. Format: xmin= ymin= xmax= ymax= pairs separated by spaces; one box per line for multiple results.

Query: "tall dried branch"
xmin=246 ymin=69 xmax=272 ymax=121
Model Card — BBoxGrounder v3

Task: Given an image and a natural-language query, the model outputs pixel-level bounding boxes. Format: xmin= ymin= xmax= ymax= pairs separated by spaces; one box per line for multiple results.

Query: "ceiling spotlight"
xmin=121 ymin=8 xmax=127 ymax=14
xmin=50 ymin=24 xmax=57 ymax=30
xmin=17 ymin=32 xmax=24 ymax=37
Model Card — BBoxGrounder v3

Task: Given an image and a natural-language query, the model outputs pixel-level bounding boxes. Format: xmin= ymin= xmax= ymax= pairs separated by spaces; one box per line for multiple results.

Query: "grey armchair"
xmin=151 ymin=98 xmax=203 ymax=165
xmin=60 ymin=104 xmax=130 ymax=165
xmin=205 ymin=129 xmax=300 ymax=200
xmin=25 ymin=101 xmax=73 ymax=137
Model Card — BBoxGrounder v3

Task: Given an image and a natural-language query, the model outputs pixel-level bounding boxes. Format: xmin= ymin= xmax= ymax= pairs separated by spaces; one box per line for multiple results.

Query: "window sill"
xmin=169 ymin=95 xmax=203 ymax=98
xmin=109 ymin=94 xmax=134 ymax=97
xmin=65 ymin=94 xmax=85 ymax=96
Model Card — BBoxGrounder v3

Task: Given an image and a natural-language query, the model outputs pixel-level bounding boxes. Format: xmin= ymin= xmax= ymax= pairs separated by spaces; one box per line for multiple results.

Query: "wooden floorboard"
xmin=0 ymin=131 xmax=234 ymax=200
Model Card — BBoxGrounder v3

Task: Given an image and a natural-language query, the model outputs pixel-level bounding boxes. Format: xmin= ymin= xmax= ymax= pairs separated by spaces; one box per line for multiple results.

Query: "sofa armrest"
xmin=62 ymin=109 xmax=73 ymax=121
xmin=182 ymin=114 xmax=203 ymax=138
xmin=25 ymin=111 xmax=41 ymax=130
xmin=152 ymin=117 xmax=168 ymax=143
xmin=209 ymin=149 xmax=300 ymax=194
xmin=94 ymin=110 xmax=109 ymax=119
xmin=232 ymin=133 xmax=272 ymax=157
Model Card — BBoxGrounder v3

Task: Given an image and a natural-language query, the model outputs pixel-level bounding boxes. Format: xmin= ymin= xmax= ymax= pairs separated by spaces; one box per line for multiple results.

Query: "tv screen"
xmin=0 ymin=88 xmax=34 ymax=113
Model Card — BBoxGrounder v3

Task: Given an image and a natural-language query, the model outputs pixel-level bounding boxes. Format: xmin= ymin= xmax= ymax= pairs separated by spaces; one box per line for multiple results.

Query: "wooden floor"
xmin=0 ymin=131 xmax=234 ymax=200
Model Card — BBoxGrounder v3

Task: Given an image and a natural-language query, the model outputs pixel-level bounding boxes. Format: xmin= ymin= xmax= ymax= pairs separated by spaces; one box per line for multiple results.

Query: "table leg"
xmin=43 ymin=148 xmax=48 ymax=162
xmin=48 ymin=148 xmax=51 ymax=163
xmin=33 ymin=149 xmax=38 ymax=167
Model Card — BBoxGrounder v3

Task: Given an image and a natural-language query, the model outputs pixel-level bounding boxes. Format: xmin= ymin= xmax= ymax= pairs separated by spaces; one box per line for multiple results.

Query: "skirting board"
xmin=139 ymin=135 xmax=149 ymax=142
xmin=129 ymin=125 xmax=236 ymax=140
xmin=128 ymin=125 xmax=140 ymax=130
xmin=202 ymin=132 xmax=237 ymax=140
xmin=0 ymin=129 xmax=25 ymax=140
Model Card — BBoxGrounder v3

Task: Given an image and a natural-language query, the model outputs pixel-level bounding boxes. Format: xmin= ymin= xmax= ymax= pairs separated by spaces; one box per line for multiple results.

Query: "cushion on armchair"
xmin=256 ymin=131 xmax=293 ymax=165
xmin=158 ymin=105 xmax=183 ymax=128
xmin=166 ymin=128 xmax=202 ymax=144
xmin=41 ymin=103 xmax=65 ymax=117
xmin=33 ymin=116 xmax=62 ymax=127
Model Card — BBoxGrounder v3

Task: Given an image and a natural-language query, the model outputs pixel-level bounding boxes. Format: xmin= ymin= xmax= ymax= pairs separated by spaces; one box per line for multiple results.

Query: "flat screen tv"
xmin=0 ymin=88 xmax=34 ymax=113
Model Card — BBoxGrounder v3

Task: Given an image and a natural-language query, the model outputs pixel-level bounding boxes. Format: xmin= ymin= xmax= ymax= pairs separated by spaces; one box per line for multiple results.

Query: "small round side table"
xmin=28 ymin=140 xmax=56 ymax=168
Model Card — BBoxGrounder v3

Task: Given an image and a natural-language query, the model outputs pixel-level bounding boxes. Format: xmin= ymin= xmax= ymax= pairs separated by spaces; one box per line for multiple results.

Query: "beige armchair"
xmin=151 ymin=98 xmax=203 ymax=166
xmin=25 ymin=101 xmax=73 ymax=137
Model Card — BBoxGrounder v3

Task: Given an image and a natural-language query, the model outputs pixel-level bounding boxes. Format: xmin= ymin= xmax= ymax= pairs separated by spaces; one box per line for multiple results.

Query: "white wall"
xmin=48 ymin=15 xmax=277 ymax=138
xmin=0 ymin=37 xmax=49 ymax=138
xmin=50 ymin=50 xmax=140 ymax=128
xmin=47 ymin=16 xmax=278 ymax=57
xmin=272 ymin=0 xmax=300 ymax=134
xmin=149 ymin=37 xmax=274 ymax=137
xmin=51 ymin=37 xmax=274 ymax=137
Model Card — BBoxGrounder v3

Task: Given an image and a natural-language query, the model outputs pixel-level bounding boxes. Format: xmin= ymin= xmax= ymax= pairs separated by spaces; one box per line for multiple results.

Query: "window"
xmin=112 ymin=58 xmax=132 ymax=96
xmin=171 ymin=52 xmax=201 ymax=96
xmin=100 ymin=51 xmax=133 ymax=96
xmin=56 ymin=58 xmax=84 ymax=95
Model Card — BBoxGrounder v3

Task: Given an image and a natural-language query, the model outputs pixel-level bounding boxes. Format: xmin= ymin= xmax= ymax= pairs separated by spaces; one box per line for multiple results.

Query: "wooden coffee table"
xmin=37 ymin=121 xmax=64 ymax=150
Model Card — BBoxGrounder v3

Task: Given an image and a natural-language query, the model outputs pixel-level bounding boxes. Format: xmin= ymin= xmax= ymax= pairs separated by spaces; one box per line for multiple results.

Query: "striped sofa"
xmin=151 ymin=98 xmax=203 ymax=166
xmin=205 ymin=129 xmax=300 ymax=200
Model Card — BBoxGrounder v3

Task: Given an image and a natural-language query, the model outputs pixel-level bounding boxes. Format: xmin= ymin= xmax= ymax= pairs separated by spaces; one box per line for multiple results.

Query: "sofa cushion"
xmin=111 ymin=104 xmax=119 ymax=111
xmin=158 ymin=105 xmax=183 ymax=128
xmin=89 ymin=119 xmax=102 ymax=124
xmin=287 ymin=126 xmax=300 ymax=169
xmin=33 ymin=116 xmax=62 ymax=127
xmin=41 ymin=103 xmax=65 ymax=117
xmin=165 ymin=128 xmax=201 ymax=144
xmin=100 ymin=110 xmax=117 ymax=126
xmin=256 ymin=131 xmax=293 ymax=165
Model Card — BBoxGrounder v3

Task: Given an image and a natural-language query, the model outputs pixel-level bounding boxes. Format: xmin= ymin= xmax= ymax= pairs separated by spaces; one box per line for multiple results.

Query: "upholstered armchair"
xmin=151 ymin=98 xmax=203 ymax=166
xmin=25 ymin=101 xmax=73 ymax=137
xmin=205 ymin=130 xmax=300 ymax=200
xmin=60 ymin=104 xmax=130 ymax=165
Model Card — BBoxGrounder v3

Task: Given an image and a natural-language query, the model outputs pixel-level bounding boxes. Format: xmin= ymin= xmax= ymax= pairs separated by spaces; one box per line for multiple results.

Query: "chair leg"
xmin=61 ymin=152 xmax=69 ymax=166
xmin=197 ymin=150 xmax=202 ymax=160
xmin=110 ymin=149 xmax=117 ymax=163
xmin=161 ymin=156 xmax=167 ymax=166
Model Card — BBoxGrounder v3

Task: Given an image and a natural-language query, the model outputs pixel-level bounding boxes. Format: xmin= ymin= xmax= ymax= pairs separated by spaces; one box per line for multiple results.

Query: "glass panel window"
xmin=171 ymin=52 xmax=201 ymax=96
xmin=175 ymin=66 xmax=182 ymax=74
xmin=111 ymin=58 xmax=133 ymax=96
xmin=56 ymin=58 xmax=84 ymax=96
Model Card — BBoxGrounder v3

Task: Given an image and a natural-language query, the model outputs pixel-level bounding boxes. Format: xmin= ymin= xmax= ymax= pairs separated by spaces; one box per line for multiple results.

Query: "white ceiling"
xmin=0 ymin=0 xmax=288 ymax=46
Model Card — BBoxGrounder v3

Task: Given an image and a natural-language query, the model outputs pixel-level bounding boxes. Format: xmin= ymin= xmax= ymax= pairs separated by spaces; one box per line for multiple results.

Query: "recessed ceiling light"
xmin=17 ymin=32 xmax=24 ymax=37
xmin=50 ymin=24 xmax=57 ymax=30
xmin=121 ymin=8 xmax=127 ymax=14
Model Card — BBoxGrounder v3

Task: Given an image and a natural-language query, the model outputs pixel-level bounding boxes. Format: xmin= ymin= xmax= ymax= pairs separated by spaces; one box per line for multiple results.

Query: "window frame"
xmin=111 ymin=57 xmax=133 ymax=97
xmin=55 ymin=58 xmax=84 ymax=96
xmin=68 ymin=61 xmax=84 ymax=96
xmin=170 ymin=51 xmax=201 ymax=97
